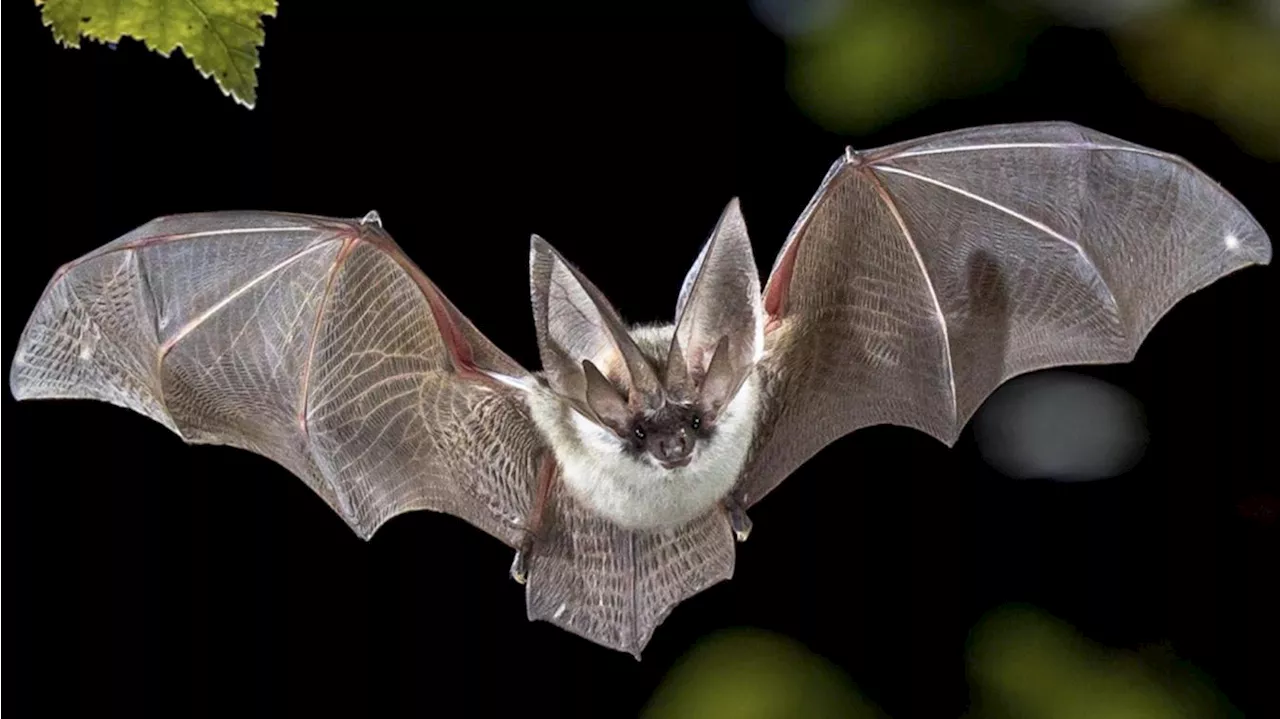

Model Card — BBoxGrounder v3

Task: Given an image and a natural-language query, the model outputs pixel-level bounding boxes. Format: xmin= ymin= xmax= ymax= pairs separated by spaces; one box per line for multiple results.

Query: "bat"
xmin=9 ymin=122 xmax=1271 ymax=658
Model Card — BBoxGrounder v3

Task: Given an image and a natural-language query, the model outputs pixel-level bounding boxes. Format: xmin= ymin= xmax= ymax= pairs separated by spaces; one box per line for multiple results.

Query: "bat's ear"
xmin=583 ymin=360 xmax=632 ymax=434
xmin=672 ymin=198 xmax=764 ymax=413
xmin=663 ymin=334 xmax=695 ymax=402
xmin=530 ymin=235 xmax=662 ymax=411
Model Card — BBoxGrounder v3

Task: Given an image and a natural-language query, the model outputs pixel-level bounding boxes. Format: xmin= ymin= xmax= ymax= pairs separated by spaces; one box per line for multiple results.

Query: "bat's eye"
xmin=634 ymin=427 xmax=646 ymax=440
xmin=690 ymin=415 xmax=701 ymax=430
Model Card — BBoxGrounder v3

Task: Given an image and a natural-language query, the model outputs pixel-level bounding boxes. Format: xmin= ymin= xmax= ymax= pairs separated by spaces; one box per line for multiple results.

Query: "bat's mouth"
xmin=657 ymin=456 xmax=692 ymax=469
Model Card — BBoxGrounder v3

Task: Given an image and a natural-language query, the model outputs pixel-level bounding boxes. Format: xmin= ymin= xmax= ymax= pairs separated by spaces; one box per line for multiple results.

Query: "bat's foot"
xmin=509 ymin=539 xmax=533 ymax=584
xmin=510 ymin=550 xmax=529 ymax=584
xmin=724 ymin=497 xmax=752 ymax=542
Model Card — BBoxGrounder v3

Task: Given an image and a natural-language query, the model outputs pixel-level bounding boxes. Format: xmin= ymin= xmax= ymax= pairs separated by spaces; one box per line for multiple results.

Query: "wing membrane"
xmin=10 ymin=212 xmax=544 ymax=543
xmin=740 ymin=122 xmax=1271 ymax=506
xmin=528 ymin=485 xmax=735 ymax=657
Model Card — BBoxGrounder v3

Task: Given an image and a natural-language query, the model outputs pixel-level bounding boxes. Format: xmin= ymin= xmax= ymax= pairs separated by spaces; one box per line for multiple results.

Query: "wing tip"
xmin=8 ymin=340 xmax=59 ymax=403
xmin=9 ymin=346 xmax=29 ymax=400
xmin=9 ymin=376 xmax=31 ymax=403
xmin=1250 ymin=235 xmax=1273 ymax=266
xmin=8 ymin=369 xmax=43 ymax=403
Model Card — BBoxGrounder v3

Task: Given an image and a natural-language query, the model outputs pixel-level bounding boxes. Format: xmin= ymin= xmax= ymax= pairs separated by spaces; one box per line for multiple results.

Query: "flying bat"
xmin=9 ymin=122 xmax=1271 ymax=657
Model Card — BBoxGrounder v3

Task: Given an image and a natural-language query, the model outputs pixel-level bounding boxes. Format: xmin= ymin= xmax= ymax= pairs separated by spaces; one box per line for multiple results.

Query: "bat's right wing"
xmin=10 ymin=211 xmax=545 ymax=545
xmin=735 ymin=122 xmax=1271 ymax=507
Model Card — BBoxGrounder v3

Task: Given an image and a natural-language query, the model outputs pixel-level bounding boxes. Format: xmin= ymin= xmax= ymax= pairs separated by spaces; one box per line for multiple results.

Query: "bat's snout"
xmin=653 ymin=431 xmax=694 ymax=468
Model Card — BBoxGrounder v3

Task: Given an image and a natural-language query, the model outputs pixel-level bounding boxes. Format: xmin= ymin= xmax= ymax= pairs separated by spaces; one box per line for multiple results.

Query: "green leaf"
xmin=35 ymin=0 xmax=278 ymax=108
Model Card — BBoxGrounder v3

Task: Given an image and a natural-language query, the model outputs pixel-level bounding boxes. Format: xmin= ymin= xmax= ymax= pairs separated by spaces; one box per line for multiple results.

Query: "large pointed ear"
xmin=672 ymin=199 xmax=764 ymax=415
xmin=530 ymin=236 xmax=662 ymax=410
xmin=582 ymin=360 xmax=632 ymax=434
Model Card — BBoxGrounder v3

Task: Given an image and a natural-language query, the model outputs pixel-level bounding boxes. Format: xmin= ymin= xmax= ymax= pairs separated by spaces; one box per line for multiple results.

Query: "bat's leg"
xmin=723 ymin=495 xmax=753 ymax=542
xmin=510 ymin=452 xmax=558 ymax=585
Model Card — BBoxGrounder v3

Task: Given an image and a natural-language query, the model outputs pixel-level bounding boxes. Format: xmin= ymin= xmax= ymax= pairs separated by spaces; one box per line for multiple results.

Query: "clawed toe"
xmin=509 ymin=541 xmax=532 ymax=584
xmin=725 ymin=497 xmax=753 ymax=542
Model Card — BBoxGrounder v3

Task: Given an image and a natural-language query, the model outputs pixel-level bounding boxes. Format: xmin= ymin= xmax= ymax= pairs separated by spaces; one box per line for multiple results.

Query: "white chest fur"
xmin=524 ymin=372 xmax=762 ymax=530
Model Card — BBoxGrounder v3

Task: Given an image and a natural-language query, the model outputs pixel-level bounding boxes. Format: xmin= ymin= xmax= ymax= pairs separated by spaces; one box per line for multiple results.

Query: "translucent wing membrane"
xmin=10 ymin=212 xmax=543 ymax=542
xmin=742 ymin=122 xmax=1271 ymax=506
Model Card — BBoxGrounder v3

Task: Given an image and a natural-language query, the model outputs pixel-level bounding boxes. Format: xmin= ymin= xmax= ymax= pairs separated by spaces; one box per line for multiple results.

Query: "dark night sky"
xmin=6 ymin=2 xmax=1277 ymax=716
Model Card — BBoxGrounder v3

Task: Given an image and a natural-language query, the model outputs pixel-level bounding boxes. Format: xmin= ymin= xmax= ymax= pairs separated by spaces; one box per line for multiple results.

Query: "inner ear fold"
xmin=699 ymin=336 xmax=748 ymax=419
xmin=530 ymin=235 xmax=662 ymax=403
xmin=583 ymin=360 xmax=632 ymax=434
xmin=673 ymin=198 xmax=764 ymax=392
xmin=663 ymin=335 xmax=694 ymax=403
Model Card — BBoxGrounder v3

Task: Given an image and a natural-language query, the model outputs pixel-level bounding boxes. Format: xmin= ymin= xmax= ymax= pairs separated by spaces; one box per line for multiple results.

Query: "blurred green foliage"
xmin=966 ymin=605 xmax=1239 ymax=719
xmin=1114 ymin=3 xmax=1280 ymax=159
xmin=643 ymin=630 xmax=887 ymax=719
xmin=786 ymin=0 xmax=1033 ymax=136
xmin=34 ymin=0 xmax=1279 ymax=148
xmin=35 ymin=0 xmax=277 ymax=108
xmin=649 ymin=607 xmax=1237 ymax=718
xmin=773 ymin=0 xmax=1280 ymax=160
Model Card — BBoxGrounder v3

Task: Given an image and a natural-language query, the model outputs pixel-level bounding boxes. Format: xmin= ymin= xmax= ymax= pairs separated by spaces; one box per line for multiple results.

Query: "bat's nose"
xmin=655 ymin=431 xmax=693 ymax=467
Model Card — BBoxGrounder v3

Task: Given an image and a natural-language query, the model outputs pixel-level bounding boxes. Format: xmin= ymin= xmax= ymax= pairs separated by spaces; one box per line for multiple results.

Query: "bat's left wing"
xmin=736 ymin=122 xmax=1271 ymax=507
xmin=8 ymin=211 xmax=545 ymax=543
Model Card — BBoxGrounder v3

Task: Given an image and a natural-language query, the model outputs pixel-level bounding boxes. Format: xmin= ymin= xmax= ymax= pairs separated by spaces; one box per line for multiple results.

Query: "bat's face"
xmin=579 ymin=351 xmax=711 ymax=470
xmin=629 ymin=402 xmax=703 ymax=468
xmin=574 ymin=318 xmax=755 ymax=475
xmin=609 ymin=395 xmax=712 ymax=469
xmin=531 ymin=340 xmax=764 ymax=529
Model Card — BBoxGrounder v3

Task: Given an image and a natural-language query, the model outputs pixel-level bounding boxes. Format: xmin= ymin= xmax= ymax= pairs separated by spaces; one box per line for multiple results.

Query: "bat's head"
xmin=530 ymin=199 xmax=763 ymax=471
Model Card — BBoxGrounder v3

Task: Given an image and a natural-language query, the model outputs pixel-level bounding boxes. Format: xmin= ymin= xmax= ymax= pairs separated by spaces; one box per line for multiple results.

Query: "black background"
xmin=6 ymin=2 xmax=1277 ymax=716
